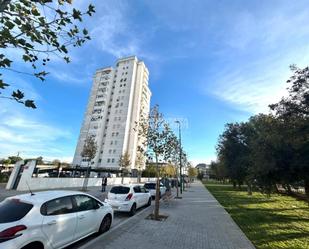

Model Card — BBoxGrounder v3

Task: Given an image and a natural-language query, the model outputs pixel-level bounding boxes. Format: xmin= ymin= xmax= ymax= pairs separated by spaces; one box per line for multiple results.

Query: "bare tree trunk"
xmin=154 ymin=154 xmax=160 ymax=220
xmin=304 ymin=177 xmax=309 ymax=203
xmin=246 ymin=180 xmax=252 ymax=195
xmin=233 ymin=181 xmax=236 ymax=189
xmin=82 ymin=163 xmax=90 ymax=191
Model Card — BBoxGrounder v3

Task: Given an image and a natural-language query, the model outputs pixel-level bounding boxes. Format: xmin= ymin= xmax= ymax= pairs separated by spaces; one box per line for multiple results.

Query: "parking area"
xmin=0 ymin=184 xmax=168 ymax=249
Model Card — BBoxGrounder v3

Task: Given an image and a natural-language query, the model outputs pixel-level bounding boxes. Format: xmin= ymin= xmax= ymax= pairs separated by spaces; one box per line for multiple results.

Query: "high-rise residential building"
xmin=73 ymin=56 xmax=151 ymax=171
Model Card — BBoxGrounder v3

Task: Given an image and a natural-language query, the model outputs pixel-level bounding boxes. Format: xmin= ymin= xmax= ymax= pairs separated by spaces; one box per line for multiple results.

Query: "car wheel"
xmin=146 ymin=197 xmax=151 ymax=207
xmin=129 ymin=203 xmax=136 ymax=216
xmin=98 ymin=214 xmax=112 ymax=234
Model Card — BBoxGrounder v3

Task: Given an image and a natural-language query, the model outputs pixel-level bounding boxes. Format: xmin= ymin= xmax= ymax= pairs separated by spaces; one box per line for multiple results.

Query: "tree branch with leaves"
xmin=0 ymin=0 xmax=95 ymax=108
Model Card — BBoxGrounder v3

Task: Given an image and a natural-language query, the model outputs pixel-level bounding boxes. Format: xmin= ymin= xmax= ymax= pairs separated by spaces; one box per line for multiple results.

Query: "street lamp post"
xmin=175 ymin=120 xmax=183 ymax=194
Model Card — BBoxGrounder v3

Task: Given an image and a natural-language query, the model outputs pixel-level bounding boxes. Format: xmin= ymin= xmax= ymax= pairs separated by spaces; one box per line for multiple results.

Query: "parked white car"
xmin=0 ymin=190 xmax=113 ymax=249
xmin=105 ymin=185 xmax=152 ymax=216
xmin=144 ymin=182 xmax=167 ymax=199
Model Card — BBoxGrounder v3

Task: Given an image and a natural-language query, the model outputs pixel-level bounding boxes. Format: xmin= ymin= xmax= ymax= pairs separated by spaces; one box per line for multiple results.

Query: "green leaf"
xmin=0 ymin=80 xmax=9 ymax=89
xmin=12 ymin=90 xmax=24 ymax=100
xmin=22 ymin=54 xmax=31 ymax=62
xmin=25 ymin=100 xmax=36 ymax=109
xmin=72 ymin=8 xmax=82 ymax=21
xmin=60 ymin=45 xmax=68 ymax=53
xmin=31 ymin=7 xmax=40 ymax=16
xmin=64 ymin=56 xmax=70 ymax=63
xmin=82 ymin=28 xmax=88 ymax=35
xmin=4 ymin=21 xmax=15 ymax=30
xmin=87 ymin=4 xmax=95 ymax=15
xmin=14 ymin=18 xmax=22 ymax=25
xmin=18 ymin=38 xmax=26 ymax=46
xmin=0 ymin=58 xmax=12 ymax=67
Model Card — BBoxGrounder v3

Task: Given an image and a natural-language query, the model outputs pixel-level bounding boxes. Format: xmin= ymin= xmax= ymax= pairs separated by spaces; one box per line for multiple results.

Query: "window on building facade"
xmin=111 ymin=159 xmax=115 ymax=163
xmin=107 ymin=159 xmax=110 ymax=163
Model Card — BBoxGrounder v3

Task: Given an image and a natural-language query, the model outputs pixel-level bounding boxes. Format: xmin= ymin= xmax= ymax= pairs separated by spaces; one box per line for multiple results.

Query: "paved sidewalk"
xmin=81 ymin=181 xmax=255 ymax=249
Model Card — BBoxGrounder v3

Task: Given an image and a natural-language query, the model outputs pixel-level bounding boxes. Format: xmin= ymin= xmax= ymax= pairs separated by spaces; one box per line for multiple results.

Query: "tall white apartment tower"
xmin=73 ymin=56 xmax=151 ymax=171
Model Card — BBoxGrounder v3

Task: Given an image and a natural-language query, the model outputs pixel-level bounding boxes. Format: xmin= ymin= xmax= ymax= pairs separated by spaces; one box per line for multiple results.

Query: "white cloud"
xmin=209 ymin=42 xmax=309 ymax=113
xmin=85 ymin=0 xmax=156 ymax=60
xmin=204 ymin=2 xmax=309 ymax=114
xmin=47 ymin=67 xmax=90 ymax=85
xmin=0 ymin=103 xmax=73 ymax=161
xmin=89 ymin=1 xmax=137 ymax=58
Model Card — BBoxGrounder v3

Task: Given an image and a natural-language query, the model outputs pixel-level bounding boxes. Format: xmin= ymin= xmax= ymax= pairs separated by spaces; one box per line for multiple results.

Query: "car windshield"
xmin=110 ymin=186 xmax=130 ymax=194
xmin=144 ymin=183 xmax=156 ymax=189
xmin=0 ymin=199 xmax=33 ymax=223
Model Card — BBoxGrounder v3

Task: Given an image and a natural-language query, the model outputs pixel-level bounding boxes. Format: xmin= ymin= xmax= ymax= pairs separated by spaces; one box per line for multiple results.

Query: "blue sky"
xmin=1 ymin=0 xmax=309 ymax=165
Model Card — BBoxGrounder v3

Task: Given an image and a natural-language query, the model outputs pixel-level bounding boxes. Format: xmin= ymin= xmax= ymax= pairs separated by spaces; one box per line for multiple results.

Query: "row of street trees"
xmin=80 ymin=105 xmax=190 ymax=219
xmin=213 ymin=66 xmax=309 ymax=200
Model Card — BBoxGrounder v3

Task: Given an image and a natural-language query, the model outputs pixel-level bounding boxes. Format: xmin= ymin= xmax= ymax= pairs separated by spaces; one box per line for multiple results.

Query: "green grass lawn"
xmin=204 ymin=182 xmax=309 ymax=249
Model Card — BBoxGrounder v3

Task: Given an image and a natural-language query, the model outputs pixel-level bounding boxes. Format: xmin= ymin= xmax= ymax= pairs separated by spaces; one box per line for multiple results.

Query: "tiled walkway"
xmin=81 ymin=181 xmax=255 ymax=249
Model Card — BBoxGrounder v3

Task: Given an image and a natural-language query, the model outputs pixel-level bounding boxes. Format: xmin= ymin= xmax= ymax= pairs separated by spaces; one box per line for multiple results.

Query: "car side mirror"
xmin=94 ymin=203 xmax=101 ymax=209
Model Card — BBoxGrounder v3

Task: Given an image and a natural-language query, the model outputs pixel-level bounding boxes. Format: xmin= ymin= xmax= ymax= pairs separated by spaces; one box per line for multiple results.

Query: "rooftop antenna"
xmin=26 ymin=181 xmax=35 ymax=196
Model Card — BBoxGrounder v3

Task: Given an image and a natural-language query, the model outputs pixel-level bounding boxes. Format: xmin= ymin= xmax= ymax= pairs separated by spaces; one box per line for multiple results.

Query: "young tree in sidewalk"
xmin=135 ymin=149 xmax=145 ymax=183
xmin=187 ymin=165 xmax=197 ymax=187
xmin=118 ymin=152 xmax=131 ymax=184
xmin=137 ymin=105 xmax=174 ymax=220
xmin=0 ymin=0 xmax=95 ymax=108
xmin=81 ymin=136 xmax=97 ymax=190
